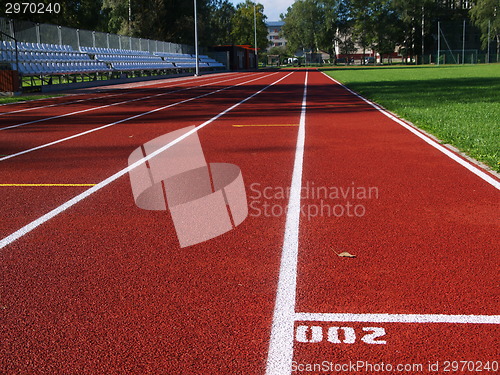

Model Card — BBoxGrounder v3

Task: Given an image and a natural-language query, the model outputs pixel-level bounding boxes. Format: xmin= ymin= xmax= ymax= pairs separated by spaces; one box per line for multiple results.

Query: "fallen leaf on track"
xmin=337 ymin=252 xmax=356 ymax=258
xmin=333 ymin=249 xmax=356 ymax=258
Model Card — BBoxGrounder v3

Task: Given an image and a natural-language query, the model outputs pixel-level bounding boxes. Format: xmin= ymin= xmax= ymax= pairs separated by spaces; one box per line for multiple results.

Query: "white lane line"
xmin=321 ymin=72 xmax=500 ymax=190
xmin=265 ymin=71 xmax=308 ymax=375
xmin=295 ymin=312 xmax=500 ymax=325
xmin=0 ymin=72 xmax=234 ymax=109
xmin=0 ymin=71 xmax=294 ymax=250
xmin=0 ymin=72 xmax=259 ymax=131
xmin=0 ymin=73 xmax=230 ymax=117
xmin=0 ymin=72 xmax=271 ymax=162
xmin=0 ymin=92 xmax=129 ymax=118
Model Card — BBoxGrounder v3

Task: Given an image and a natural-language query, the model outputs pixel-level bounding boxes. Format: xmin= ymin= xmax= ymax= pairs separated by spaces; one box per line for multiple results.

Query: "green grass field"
xmin=322 ymin=64 xmax=500 ymax=172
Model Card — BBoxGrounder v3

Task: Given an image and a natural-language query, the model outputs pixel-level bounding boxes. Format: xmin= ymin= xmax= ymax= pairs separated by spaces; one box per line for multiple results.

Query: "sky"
xmin=229 ymin=0 xmax=295 ymax=22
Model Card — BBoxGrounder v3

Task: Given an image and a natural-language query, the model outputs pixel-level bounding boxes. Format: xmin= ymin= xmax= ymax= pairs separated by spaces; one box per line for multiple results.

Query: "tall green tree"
xmin=130 ymin=0 xmax=193 ymax=43
xmin=62 ymin=0 xmax=108 ymax=31
xmin=392 ymin=0 xmax=434 ymax=59
xmin=317 ymin=0 xmax=343 ymax=56
xmin=230 ymin=1 xmax=268 ymax=50
xmin=372 ymin=0 xmax=404 ymax=60
xmin=470 ymin=0 xmax=499 ymax=57
xmin=332 ymin=0 xmax=354 ymax=58
xmin=120 ymin=0 xmax=213 ymax=46
xmin=102 ymin=0 xmax=130 ymax=35
xmin=281 ymin=0 xmax=325 ymax=53
xmin=349 ymin=0 xmax=404 ymax=62
xmin=348 ymin=0 xmax=377 ymax=60
xmin=0 ymin=0 xmax=108 ymax=31
xmin=207 ymin=0 xmax=236 ymax=45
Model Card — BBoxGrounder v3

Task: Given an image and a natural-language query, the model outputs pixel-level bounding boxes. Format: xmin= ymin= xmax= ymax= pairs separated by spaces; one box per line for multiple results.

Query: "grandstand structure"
xmin=0 ymin=17 xmax=226 ymax=93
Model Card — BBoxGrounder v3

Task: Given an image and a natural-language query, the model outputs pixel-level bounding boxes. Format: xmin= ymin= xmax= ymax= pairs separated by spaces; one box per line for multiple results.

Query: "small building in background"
xmin=211 ymin=45 xmax=257 ymax=70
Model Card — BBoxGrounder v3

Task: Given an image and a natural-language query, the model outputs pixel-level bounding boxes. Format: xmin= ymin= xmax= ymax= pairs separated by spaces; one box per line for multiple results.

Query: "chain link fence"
xmin=0 ymin=16 xmax=194 ymax=54
xmin=431 ymin=20 xmax=499 ymax=64
xmin=0 ymin=17 xmax=10 ymax=36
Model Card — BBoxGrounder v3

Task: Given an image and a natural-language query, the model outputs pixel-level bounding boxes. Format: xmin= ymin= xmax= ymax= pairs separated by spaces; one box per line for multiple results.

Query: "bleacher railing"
xmin=0 ymin=16 xmax=194 ymax=55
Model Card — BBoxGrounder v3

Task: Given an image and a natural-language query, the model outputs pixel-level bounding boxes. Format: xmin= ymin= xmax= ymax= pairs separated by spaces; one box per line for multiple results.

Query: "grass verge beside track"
xmin=321 ymin=64 xmax=500 ymax=172
xmin=0 ymin=94 xmax=63 ymax=105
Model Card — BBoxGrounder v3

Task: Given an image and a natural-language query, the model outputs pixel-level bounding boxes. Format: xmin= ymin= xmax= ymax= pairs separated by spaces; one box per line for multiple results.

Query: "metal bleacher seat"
xmin=80 ymin=46 xmax=151 ymax=56
xmin=0 ymin=49 xmax=8 ymax=62
xmin=96 ymin=54 xmax=162 ymax=63
xmin=154 ymin=52 xmax=224 ymax=69
xmin=199 ymin=55 xmax=225 ymax=68
xmin=111 ymin=61 xmax=175 ymax=71
xmin=0 ymin=41 xmax=74 ymax=53
xmin=1 ymin=41 xmax=102 ymax=76
xmin=2 ymin=40 xmax=223 ymax=77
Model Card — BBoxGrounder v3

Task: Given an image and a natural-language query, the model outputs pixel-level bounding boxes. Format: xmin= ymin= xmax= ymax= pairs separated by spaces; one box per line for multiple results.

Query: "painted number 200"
xmin=296 ymin=326 xmax=387 ymax=345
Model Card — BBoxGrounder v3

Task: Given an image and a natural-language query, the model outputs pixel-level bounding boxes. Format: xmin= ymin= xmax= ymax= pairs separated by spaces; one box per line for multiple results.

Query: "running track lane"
xmin=0 ymin=72 xmax=277 ymax=236
xmin=0 ymin=72 xmax=240 ymax=120
xmin=0 ymin=71 xmax=307 ymax=374
xmin=1 ymin=69 xmax=498 ymax=374
xmin=0 ymin=71 xmax=261 ymax=133
xmin=0 ymin=72 xmax=266 ymax=162
xmin=269 ymin=70 xmax=499 ymax=373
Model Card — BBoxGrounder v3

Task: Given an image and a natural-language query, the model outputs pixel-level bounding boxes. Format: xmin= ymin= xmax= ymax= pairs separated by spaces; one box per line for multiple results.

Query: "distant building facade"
xmin=266 ymin=21 xmax=287 ymax=51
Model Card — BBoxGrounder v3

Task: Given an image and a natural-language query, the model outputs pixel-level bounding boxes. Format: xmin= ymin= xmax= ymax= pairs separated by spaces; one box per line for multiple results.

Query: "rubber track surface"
xmin=0 ymin=70 xmax=498 ymax=374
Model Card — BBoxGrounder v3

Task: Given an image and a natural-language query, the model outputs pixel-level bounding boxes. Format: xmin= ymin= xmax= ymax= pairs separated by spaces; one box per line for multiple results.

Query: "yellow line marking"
xmin=0 ymin=184 xmax=97 ymax=187
xmin=232 ymin=124 xmax=299 ymax=127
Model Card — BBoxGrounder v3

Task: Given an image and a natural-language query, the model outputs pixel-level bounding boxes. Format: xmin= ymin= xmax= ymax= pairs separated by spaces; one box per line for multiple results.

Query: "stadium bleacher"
xmin=80 ymin=46 xmax=151 ymax=55
xmin=111 ymin=62 xmax=176 ymax=71
xmin=1 ymin=41 xmax=74 ymax=52
xmin=0 ymin=40 xmax=225 ymax=81
xmin=199 ymin=54 xmax=225 ymax=68
xmin=153 ymin=52 xmax=224 ymax=68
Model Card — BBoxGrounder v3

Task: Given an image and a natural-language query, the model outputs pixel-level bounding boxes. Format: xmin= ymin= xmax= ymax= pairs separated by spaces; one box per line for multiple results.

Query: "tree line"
xmin=1 ymin=0 xmax=497 ymax=58
xmin=279 ymin=0 xmax=498 ymax=61
xmin=0 ymin=0 xmax=269 ymax=49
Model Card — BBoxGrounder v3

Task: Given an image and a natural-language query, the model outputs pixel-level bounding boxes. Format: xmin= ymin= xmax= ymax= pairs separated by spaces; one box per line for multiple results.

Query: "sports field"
xmin=0 ymin=69 xmax=499 ymax=374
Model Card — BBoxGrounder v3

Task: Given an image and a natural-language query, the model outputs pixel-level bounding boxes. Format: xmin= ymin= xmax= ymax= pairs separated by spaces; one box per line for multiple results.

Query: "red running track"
xmin=0 ymin=69 xmax=499 ymax=374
